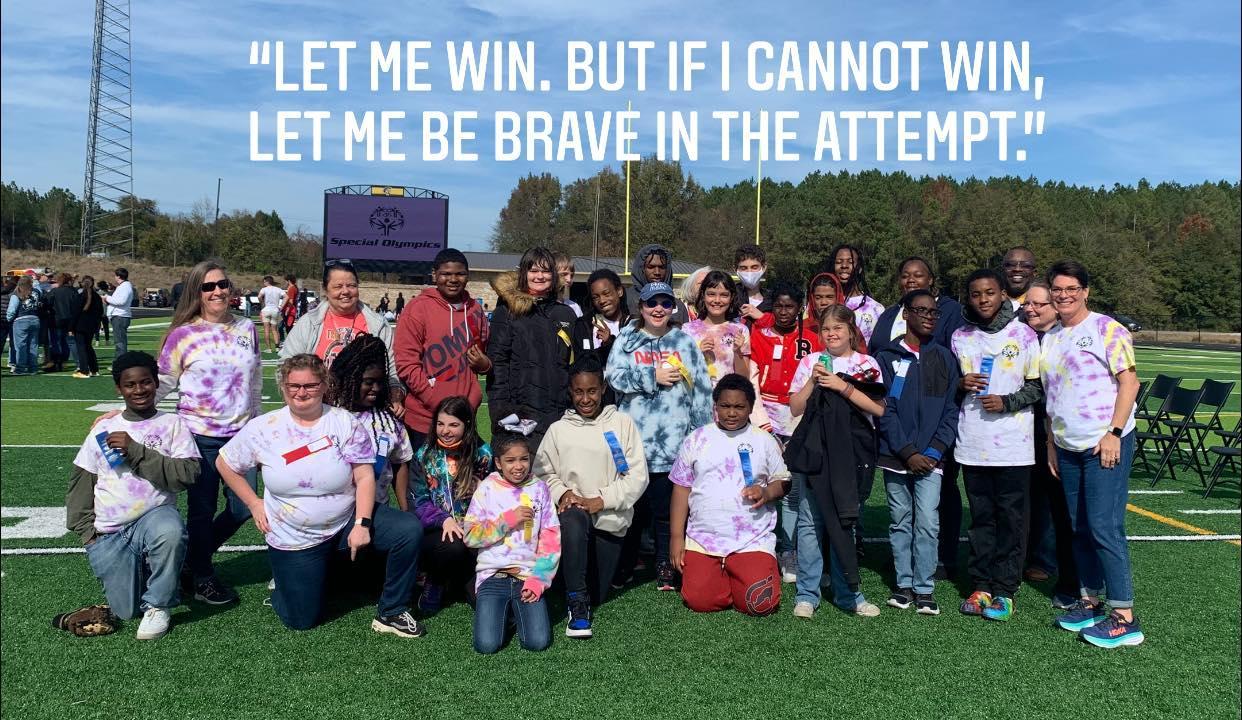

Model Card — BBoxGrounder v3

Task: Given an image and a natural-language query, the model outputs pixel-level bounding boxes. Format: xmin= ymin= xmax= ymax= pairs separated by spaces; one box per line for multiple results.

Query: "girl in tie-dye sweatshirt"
xmin=464 ymin=434 xmax=561 ymax=653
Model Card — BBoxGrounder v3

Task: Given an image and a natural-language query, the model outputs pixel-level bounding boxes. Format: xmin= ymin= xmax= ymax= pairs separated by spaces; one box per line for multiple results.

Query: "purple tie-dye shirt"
xmin=846 ymin=295 xmax=886 ymax=344
xmin=669 ymin=423 xmax=789 ymax=558
xmin=1040 ymin=312 xmax=1138 ymax=452
xmin=157 ymin=317 xmax=263 ymax=437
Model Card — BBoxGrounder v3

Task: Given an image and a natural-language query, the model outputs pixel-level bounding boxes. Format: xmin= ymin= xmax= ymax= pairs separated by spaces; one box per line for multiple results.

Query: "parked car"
xmin=142 ymin=287 xmax=170 ymax=308
xmin=1114 ymin=314 xmax=1143 ymax=333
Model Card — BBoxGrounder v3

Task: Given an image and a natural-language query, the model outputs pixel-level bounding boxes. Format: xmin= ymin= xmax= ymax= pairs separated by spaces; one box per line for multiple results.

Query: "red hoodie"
xmin=394 ymin=288 xmax=490 ymax=434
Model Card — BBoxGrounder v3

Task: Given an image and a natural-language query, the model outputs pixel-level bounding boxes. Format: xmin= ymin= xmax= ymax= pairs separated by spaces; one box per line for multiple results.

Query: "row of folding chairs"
xmin=1134 ymin=374 xmax=1239 ymax=498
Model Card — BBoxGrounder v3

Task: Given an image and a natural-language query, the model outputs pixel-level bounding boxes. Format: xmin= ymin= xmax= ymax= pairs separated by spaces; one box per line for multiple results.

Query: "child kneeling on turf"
xmin=464 ymin=434 xmax=561 ymax=653
xmin=66 ymin=351 xmax=201 ymax=640
xmin=670 ymin=373 xmax=789 ymax=616
xmin=535 ymin=356 xmax=648 ymax=638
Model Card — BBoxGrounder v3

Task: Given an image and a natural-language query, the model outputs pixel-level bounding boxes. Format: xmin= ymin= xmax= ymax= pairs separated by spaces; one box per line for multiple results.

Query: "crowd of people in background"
xmin=62 ymin=240 xmax=1146 ymax=652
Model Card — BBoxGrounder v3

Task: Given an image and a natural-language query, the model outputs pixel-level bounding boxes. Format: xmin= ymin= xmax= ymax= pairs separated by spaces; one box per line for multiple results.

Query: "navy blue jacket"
xmin=875 ymin=340 xmax=961 ymax=471
xmin=868 ymin=294 xmax=965 ymax=355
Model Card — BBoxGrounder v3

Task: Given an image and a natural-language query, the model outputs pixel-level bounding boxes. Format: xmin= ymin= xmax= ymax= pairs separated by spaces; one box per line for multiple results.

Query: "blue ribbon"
xmin=603 ymin=431 xmax=629 ymax=473
xmin=96 ymin=431 xmax=124 ymax=468
xmin=739 ymin=446 xmax=755 ymax=487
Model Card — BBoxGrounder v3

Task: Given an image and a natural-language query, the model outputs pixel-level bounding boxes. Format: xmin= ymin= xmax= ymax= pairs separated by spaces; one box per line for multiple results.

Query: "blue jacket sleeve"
xmin=929 ymin=348 xmax=961 ymax=454
xmin=875 ymin=351 xmax=915 ymax=459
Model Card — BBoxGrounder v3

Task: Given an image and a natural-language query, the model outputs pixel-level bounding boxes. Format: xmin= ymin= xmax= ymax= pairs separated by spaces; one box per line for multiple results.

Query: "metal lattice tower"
xmin=74 ymin=0 xmax=134 ymax=256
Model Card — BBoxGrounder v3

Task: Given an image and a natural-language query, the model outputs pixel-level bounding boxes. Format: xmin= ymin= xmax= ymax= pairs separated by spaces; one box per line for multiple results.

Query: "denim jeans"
xmin=111 ymin=316 xmax=130 ymax=356
xmin=186 ymin=434 xmax=257 ymax=582
xmin=473 ymin=574 xmax=551 ymax=654
xmin=1057 ymin=431 xmax=1136 ymax=608
xmin=84 ymin=504 xmax=187 ymax=619
xmin=49 ymin=321 xmax=71 ymax=365
xmin=794 ymin=475 xmax=865 ymax=610
xmin=10 ymin=316 xmax=40 ymax=373
xmin=267 ymin=503 xmax=422 ymax=630
xmin=884 ymin=470 xmax=941 ymax=595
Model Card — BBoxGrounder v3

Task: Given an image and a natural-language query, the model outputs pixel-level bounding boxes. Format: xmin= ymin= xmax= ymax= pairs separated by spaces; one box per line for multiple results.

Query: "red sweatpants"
xmin=680 ymin=550 xmax=780 ymax=616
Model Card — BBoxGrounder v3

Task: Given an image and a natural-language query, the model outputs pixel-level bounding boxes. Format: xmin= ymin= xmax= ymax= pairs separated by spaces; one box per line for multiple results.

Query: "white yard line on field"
xmin=1178 ymin=509 xmax=1240 ymax=515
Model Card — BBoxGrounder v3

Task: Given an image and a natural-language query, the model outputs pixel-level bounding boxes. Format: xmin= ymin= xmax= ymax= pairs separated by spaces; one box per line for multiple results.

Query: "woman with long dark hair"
xmin=72 ymin=275 xmax=104 ymax=377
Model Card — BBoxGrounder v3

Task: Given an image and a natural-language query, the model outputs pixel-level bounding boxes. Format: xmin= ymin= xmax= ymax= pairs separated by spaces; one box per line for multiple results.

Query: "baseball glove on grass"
xmin=53 ymin=604 xmax=120 ymax=637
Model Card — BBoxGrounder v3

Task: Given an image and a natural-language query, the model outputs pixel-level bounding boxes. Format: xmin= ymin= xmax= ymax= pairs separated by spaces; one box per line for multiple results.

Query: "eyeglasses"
xmin=905 ymin=306 xmax=941 ymax=318
xmin=1022 ymin=300 xmax=1053 ymax=309
xmin=1002 ymin=261 xmax=1036 ymax=270
xmin=200 ymin=279 xmax=232 ymax=293
xmin=1050 ymin=286 xmax=1084 ymax=296
xmin=283 ymin=381 xmax=323 ymax=393
xmin=643 ymin=298 xmax=675 ymax=310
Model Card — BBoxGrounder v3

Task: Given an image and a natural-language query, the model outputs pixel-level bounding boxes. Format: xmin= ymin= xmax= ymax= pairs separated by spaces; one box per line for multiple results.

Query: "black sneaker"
xmin=915 ymin=594 xmax=941 ymax=615
xmin=565 ymin=592 xmax=593 ymax=639
xmin=372 ymin=610 xmax=427 ymax=638
xmin=887 ymin=588 xmax=915 ymax=610
xmin=194 ymin=577 xmax=239 ymax=605
xmin=655 ymin=562 xmax=679 ymax=592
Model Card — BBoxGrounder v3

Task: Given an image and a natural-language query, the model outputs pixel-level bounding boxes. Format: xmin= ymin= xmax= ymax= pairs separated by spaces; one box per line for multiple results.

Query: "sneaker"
xmin=1024 ymin=566 xmax=1051 ymax=583
xmin=565 ymin=592 xmax=593 ymax=639
xmin=778 ymin=551 xmax=798 ymax=584
xmin=418 ymin=583 xmax=444 ymax=614
xmin=135 ymin=607 xmax=171 ymax=640
xmin=960 ymin=590 xmax=992 ymax=617
xmin=1055 ymin=599 xmax=1107 ymax=632
xmin=887 ymin=588 xmax=915 ymax=610
xmin=372 ymin=610 xmax=427 ymax=638
xmin=793 ymin=601 xmax=816 ymax=618
xmin=1080 ymin=611 xmax=1145 ymax=649
xmin=915 ymin=594 xmax=940 ymax=615
xmin=72 ymin=371 xmax=91 ymax=379
xmin=982 ymin=596 xmax=1014 ymax=622
xmin=266 ymin=578 xmax=276 ymax=592
xmin=853 ymin=601 xmax=881 ymax=618
xmin=655 ymin=562 xmax=678 ymax=592
xmin=610 ymin=568 xmax=634 ymax=590
xmin=193 ymin=577 xmax=239 ymax=605
xmin=1051 ymin=594 xmax=1077 ymax=610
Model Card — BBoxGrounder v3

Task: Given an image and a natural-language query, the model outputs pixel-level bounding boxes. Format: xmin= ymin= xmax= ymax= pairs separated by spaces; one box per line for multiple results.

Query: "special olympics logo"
xmin=1001 ymin=342 xmax=1020 ymax=359
xmin=369 ymin=206 xmax=405 ymax=236
xmin=1076 ymin=336 xmax=1094 ymax=349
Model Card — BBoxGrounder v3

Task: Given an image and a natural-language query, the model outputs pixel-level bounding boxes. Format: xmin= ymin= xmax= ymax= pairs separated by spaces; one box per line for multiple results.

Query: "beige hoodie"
xmin=534 ymin=405 xmax=649 ymax=536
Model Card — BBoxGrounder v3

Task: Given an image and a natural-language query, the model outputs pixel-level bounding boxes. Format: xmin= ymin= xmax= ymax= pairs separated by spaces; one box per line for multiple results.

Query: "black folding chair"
xmin=1203 ymin=419 xmax=1241 ymax=499
xmin=1136 ymin=374 xmax=1179 ymax=426
xmin=1138 ymin=385 xmax=1206 ymax=486
xmin=1161 ymin=379 xmax=1235 ymax=484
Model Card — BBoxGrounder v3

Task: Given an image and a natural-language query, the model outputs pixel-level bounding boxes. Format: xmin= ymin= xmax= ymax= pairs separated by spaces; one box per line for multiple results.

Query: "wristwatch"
xmin=1109 ymin=426 xmax=1123 ymax=438
xmin=354 ymin=517 xmax=373 ymax=529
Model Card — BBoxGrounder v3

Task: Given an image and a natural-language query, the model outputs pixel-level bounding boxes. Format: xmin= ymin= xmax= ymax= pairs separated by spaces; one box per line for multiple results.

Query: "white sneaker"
xmin=135 ymin=607 xmax=171 ymax=640
xmin=779 ymin=551 xmax=798 ymax=584
xmin=854 ymin=601 xmax=881 ymax=618
xmin=793 ymin=601 xmax=815 ymax=618
xmin=267 ymin=578 xmax=276 ymax=591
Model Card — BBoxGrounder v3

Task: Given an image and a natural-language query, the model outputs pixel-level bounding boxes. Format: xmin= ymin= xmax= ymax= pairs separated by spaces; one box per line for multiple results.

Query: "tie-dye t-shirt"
xmin=220 ymin=405 xmax=375 ymax=551
xmin=463 ymin=473 xmax=562 ymax=597
xmin=354 ymin=409 xmax=414 ymax=505
xmin=846 ymin=295 xmax=886 ymax=344
xmin=73 ymin=411 xmax=200 ymax=534
xmin=790 ymin=350 xmax=883 ymax=426
xmin=1040 ymin=312 xmax=1138 ymax=452
xmin=669 ymin=423 xmax=790 ymax=558
xmin=157 ymin=317 xmax=263 ymax=438
xmin=682 ymin=319 xmax=751 ymax=386
xmin=951 ymin=319 xmax=1041 ymax=466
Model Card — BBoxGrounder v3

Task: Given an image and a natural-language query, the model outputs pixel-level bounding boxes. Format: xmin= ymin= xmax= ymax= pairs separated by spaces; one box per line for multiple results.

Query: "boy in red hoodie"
xmin=394 ymin=250 xmax=492 ymax=447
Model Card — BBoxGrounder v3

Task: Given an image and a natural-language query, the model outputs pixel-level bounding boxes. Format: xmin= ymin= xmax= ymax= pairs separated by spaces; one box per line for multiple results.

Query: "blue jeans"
xmin=84 ymin=504 xmax=186 ymax=619
xmin=884 ymin=470 xmax=941 ymax=595
xmin=1057 ymin=431 xmax=1136 ymax=608
xmin=10 ymin=316 xmax=40 ymax=373
xmin=794 ymin=474 xmax=865 ymax=610
xmin=267 ymin=503 xmax=423 ymax=630
xmin=776 ymin=471 xmax=802 ymax=555
xmin=473 ymin=574 xmax=551 ymax=654
xmin=186 ymin=434 xmax=257 ymax=581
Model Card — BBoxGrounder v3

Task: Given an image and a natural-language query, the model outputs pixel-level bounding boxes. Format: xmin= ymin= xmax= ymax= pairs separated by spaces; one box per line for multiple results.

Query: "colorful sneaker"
xmin=193 ymin=577 xmax=239 ymax=605
xmin=372 ymin=611 xmax=427 ymax=638
xmin=418 ymin=583 xmax=444 ymax=614
xmin=1055 ymin=599 xmax=1107 ymax=632
xmin=960 ymin=590 xmax=992 ymax=617
xmin=982 ymin=596 xmax=1014 ymax=622
xmin=565 ymin=592 xmax=593 ymax=639
xmin=778 ymin=551 xmax=798 ymax=584
xmin=915 ymin=594 xmax=940 ymax=615
xmin=655 ymin=562 xmax=678 ymax=592
xmin=887 ymin=588 xmax=915 ymax=610
xmin=1080 ymin=611 xmax=1144 ymax=648
xmin=792 ymin=601 xmax=815 ymax=618
xmin=135 ymin=607 xmax=171 ymax=640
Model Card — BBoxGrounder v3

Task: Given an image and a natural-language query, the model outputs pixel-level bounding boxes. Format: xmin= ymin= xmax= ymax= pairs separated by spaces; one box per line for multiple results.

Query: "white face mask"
xmin=738 ymin=270 xmax=764 ymax=289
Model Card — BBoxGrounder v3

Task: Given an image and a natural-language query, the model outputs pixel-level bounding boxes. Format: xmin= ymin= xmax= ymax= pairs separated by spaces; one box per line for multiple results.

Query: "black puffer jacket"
xmin=485 ymin=272 xmax=578 ymax=445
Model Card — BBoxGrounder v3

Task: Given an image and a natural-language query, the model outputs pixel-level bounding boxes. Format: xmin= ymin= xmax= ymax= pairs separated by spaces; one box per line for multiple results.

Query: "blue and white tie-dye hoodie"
xmin=605 ymin=322 xmax=714 ymax=473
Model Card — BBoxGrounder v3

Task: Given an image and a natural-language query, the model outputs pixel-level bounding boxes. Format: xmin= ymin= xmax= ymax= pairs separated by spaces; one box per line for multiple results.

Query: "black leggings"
xmin=559 ymin=507 xmax=625 ymax=606
xmin=420 ymin=526 xmax=476 ymax=598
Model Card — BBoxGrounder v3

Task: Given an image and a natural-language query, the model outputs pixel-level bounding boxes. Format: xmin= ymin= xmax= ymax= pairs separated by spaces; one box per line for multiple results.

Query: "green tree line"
xmin=492 ymin=163 xmax=1241 ymax=331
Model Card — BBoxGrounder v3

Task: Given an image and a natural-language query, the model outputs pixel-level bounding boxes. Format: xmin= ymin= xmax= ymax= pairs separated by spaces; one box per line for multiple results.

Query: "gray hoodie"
xmin=624 ymin=243 xmax=690 ymax=323
xmin=279 ymin=301 xmax=401 ymax=389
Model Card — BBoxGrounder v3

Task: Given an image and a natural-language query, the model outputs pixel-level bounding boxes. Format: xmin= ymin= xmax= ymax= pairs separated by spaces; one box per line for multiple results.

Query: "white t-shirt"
xmin=1040 ymin=312 xmax=1137 ymax=452
xmin=73 ymin=411 xmax=200 ymax=533
xmin=951 ymin=319 xmax=1041 ymax=466
xmin=259 ymin=285 xmax=285 ymax=311
xmin=220 ymin=405 xmax=375 ymax=550
xmin=669 ymin=423 xmax=789 ymax=558
xmin=354 ymin=409 xmax=414 ymax=505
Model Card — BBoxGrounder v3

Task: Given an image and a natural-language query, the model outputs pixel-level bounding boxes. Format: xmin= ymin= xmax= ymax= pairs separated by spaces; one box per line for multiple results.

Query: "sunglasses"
xmin=325 ymin=259 xmax=354 ymax=268
xmin=200 ymin=278 xmax=232 ymax=293
xmin=643 ymin=297 xmax=675 ymax=310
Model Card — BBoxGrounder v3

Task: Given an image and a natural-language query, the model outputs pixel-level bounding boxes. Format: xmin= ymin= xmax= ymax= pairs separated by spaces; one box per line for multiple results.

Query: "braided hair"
xmin=327 ymin=334 xmax=399 ymax=449
xmin=824 ymin=244 xmax=873 ymax=302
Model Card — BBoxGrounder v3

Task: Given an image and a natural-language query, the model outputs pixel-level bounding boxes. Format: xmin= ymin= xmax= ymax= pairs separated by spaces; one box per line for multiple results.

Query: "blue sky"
xmin=2 ymin=0 xmax=1239 ymax=251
